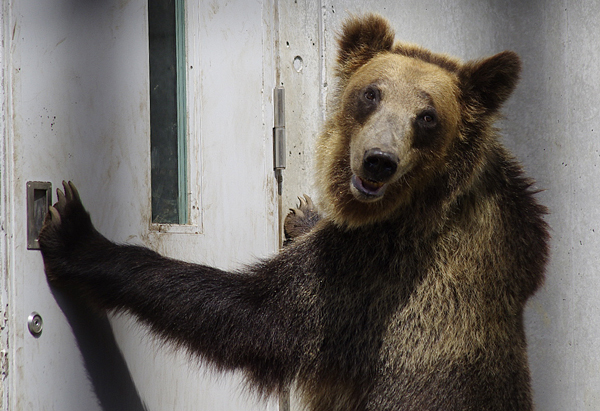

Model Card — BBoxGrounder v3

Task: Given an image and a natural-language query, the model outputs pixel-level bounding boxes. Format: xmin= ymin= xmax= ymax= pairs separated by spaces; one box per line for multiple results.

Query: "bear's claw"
xmin=284 ymin=194 xmax=320 ymax=244
xmin=48 ymin=205 xmax=61 ymax=225
xmin=45 ymin=181 xmax=82 ymax=229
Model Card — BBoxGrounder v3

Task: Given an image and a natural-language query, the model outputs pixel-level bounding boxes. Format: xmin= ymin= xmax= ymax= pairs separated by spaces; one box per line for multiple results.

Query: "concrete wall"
xmin=282 ymin=1 xmax=600 ymax=409
xmin=500 ymin=3 xmax=600 ymax=409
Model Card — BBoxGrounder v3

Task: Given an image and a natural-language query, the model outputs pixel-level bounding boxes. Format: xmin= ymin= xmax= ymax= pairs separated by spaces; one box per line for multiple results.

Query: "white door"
xmin=1 ymin=0 xmax=280 ymax=409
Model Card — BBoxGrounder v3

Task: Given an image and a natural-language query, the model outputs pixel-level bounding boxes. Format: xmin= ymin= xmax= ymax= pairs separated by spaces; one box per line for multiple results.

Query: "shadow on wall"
xmin=51 ymin=288 xmax=147 ymax=411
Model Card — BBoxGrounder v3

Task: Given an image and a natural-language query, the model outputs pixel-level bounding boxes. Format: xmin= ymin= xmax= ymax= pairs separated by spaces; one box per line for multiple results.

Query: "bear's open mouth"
xmin=351 ymin=175 xmax=388 ymax=199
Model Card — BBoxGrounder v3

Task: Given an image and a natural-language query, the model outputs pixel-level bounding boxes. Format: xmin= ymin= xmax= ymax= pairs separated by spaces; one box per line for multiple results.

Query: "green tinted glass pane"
xmin=149 ymin=0 xmax=187 ymax=224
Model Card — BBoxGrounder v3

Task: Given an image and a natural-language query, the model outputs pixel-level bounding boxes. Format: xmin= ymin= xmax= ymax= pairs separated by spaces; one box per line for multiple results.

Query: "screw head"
xmin=28 ymin=312 xmax=43 ymax=337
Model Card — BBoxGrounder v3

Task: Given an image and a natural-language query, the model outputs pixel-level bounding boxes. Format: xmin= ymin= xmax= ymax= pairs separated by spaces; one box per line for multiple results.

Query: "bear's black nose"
xmin=363 ymin=149 xmax=399 ymax=182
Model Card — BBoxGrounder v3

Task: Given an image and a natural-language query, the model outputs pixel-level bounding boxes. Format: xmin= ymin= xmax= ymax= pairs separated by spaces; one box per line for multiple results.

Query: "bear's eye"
xmin=413 ymin=109 xmax=441 ymax=148
xmin=417 ymin=110 xmax=438 ymax=126
xmin=353 ymin=86 xmax=381 ymax=124
xmin=362 ymin=86 xmax=380 ymax=103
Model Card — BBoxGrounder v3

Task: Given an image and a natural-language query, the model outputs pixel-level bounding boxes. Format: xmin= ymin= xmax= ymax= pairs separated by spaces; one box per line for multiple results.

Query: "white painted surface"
xmin=2 ymin=0 xmax=278 ymax=409
xmin=281 ymin=1 xmax=600 ymax=410
xmin=4 ymin=1 xmax=152 ymax=409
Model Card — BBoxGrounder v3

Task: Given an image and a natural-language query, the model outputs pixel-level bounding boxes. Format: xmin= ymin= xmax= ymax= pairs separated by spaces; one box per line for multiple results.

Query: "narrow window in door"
xmin=148 ymin=0 xmax=188 ymax=224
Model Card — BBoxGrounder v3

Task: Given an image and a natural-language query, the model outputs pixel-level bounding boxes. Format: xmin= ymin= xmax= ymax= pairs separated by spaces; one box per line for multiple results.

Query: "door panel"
xmin=3 ymin=0 xmax=278 ymax=409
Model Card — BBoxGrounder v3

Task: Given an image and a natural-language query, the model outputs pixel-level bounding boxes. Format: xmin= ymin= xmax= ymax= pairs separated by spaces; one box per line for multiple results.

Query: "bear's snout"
xmin=349 ymin=148 xmax=401 ymax=201
xmin=363 ymin=148 xmax=399 ymax=182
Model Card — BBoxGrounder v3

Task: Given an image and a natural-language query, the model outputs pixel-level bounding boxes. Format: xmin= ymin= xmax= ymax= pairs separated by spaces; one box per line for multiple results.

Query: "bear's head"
xmin=316 ymin=14 xmax=521 ymax=229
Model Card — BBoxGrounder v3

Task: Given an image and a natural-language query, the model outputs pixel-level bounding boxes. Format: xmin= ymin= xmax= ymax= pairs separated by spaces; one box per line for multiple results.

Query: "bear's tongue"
xmin=352 ymin=175 xmax=387 ymax=197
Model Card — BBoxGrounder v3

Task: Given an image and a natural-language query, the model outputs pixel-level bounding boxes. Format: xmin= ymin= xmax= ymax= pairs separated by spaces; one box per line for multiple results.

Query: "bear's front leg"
xmin=38 ymin=181 xmax=317 ymax=394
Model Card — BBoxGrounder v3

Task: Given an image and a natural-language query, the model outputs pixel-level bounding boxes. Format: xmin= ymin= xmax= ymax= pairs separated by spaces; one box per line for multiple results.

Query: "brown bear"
xmin=39 ymin=14 xmax=549 ymax=411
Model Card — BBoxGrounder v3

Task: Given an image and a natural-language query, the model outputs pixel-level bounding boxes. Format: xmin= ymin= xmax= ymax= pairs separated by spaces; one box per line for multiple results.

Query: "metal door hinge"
xmin=273 ymin=86 xmax=286 ymax=171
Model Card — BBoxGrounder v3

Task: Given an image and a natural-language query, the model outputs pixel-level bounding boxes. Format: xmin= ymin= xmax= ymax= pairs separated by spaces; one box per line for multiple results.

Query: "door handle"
xmin=26 ymin=181 xmax=52 ymax=250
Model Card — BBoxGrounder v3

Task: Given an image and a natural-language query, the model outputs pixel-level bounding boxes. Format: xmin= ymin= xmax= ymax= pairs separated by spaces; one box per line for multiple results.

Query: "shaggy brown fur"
xmin=39 ymin=14 xmax=548 ymax=411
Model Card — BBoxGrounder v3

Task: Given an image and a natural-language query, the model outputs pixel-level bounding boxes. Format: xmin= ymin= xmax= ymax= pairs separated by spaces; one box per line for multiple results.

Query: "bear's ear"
xmin=336 ymin=14 xmax=395 ymax=81
xmin=459 ymin=51 xmax=521 ymax=115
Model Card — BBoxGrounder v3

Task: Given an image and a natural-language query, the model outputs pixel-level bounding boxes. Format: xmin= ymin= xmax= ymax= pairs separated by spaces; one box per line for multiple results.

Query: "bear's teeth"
xmin=363 ymin=179 xmax=384 ymax=191
xmin=351 ymin=175 xmax=387 ymax=198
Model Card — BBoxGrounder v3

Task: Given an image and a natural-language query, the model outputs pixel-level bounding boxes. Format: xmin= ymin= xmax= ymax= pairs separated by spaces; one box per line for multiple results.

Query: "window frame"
xmin=150 ymin=0 xmax=203 ymax=234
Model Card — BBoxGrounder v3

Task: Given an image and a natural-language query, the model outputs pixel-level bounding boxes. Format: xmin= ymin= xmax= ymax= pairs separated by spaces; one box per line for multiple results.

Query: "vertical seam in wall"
xmin=274 ymin=0 xmax=285 ymax=252
xmin=0 ymin=1 xmax=14 ymax=408
xmin=563 ymin=1 xmax=576 ymax=404
xmin=318 ymin=0 xmax=327 ymax=122
xmin=0 ymin=3 xmax=6 ymax=408
xmin=273 ymin=0 xmax=281 ymax=87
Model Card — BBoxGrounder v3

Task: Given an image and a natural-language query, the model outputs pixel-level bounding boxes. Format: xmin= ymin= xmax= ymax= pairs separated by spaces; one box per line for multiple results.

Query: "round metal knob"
xmin=28 ymin=312 xmax=43 ymax=337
